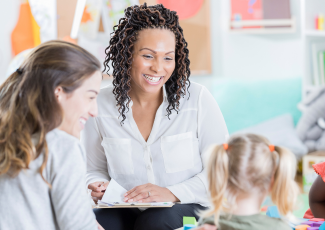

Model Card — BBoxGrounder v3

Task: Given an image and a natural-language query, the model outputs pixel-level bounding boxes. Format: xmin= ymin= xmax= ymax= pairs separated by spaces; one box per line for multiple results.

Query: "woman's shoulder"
xmin=46 ymin=129 xmax=85 ymax=161
xmin=187 ymin=82 xmax=206 ymax=97
xmin=46 ymin=129 xmax=79 ymax=146
xmin=99 ymin=84 xmax=114 ymax=97
xmin=177 ymin=82 xmax=207 ymax=108
xmin=96 ymin=84 xmax=119 ymax=115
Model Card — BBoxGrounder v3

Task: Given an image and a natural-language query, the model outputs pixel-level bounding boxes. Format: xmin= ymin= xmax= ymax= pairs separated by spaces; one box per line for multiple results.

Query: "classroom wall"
xmin=210 ymin=0 xmax=303 ymax=79
xmin=0 ymin=0 xmax=20 ymax=81
xmin=0 ymin=0 xmax=303 ymax=84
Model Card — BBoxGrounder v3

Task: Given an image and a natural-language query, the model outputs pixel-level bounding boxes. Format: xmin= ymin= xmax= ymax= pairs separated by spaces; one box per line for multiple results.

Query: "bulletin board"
xmin=139 ymin=0 xmax=212 ymax=75
xmin=56 ymin=0 xmax=211 ymax=76
xmin=57 ymin=0 xmax=79 ymax=39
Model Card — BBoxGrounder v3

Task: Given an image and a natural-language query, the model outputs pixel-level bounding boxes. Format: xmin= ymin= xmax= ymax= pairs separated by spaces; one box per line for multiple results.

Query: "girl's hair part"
xmin=0 ymin=40 xmax=101 ymax=185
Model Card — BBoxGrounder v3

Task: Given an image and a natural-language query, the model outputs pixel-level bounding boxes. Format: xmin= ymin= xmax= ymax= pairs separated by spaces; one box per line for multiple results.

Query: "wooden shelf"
xmin=305 ymin=30 xmax=325 ymax=37
xmin=229 ymin=18 xmax=296 ymax=34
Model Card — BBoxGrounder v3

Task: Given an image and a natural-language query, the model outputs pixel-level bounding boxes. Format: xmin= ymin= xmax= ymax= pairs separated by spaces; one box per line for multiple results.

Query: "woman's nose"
xmin=151 ymin=59 xmax=163 ymax=73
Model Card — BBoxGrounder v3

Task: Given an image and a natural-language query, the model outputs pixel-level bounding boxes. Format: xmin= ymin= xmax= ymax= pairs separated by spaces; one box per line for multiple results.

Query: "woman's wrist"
xmin=165 ymin=188 xmax=180 ymax=202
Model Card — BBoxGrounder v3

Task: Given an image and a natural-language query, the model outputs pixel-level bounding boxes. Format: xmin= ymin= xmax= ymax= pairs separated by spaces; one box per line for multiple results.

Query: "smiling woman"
xmin=82 ymin=3 xmax=228 ymax=230
xmin=0 ymin=41 xmax=103 ymax=230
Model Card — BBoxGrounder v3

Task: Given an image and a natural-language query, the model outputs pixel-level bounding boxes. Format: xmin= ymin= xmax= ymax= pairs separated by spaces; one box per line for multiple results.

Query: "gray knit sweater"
xmin=0 ymin=129 xmax=97 ymax=230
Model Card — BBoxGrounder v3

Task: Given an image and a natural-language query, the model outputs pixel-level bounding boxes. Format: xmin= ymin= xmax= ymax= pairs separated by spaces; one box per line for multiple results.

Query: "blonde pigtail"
xmin=203 ymin=144 xmax=229 ymax=226
xmin=270 ymin=146 xmax=299 ymax=216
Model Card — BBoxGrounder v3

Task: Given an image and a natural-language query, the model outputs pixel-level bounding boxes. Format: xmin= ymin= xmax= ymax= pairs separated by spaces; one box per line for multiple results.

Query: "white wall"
xmin=207 ymin=0 xmax=303 ymax=79
xmin=0 ymin=0 xmax=303 ymax=84
xmin=0 ymin=0 xmax=20 ymax=82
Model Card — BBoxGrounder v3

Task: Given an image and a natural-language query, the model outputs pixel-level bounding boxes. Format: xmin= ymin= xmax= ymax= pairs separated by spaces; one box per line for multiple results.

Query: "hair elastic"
xmin=269 ymin=145 xmax=275 ymax=152
xmin=16 ymin=69 xmax=23 ymax=75
xmin=223 ymin=143 xmax=228 ymax=150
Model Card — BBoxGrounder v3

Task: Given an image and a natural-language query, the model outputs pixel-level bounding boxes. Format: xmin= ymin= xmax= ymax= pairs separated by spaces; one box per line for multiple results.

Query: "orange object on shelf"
xmin=316 ymin=16 xmax=319 ymax=30
xmin=11 ymin=2 xmax=41 ymax=56
xmin=81 ymin=5 xmax=92 ymax=23
xmin=319 ymin=14 xmax=324 ymax=30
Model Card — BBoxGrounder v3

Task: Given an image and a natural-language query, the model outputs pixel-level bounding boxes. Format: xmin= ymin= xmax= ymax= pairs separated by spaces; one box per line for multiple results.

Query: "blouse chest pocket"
xmin=101 ymin=137 xmax=134 ymax=175
xmin=161 ymin=132 xmax=196 ymax=173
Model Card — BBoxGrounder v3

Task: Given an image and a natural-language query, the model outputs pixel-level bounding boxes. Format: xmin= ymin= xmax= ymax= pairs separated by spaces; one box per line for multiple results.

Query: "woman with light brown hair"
xmin=0 ymin=40 xmax=103 ymax=230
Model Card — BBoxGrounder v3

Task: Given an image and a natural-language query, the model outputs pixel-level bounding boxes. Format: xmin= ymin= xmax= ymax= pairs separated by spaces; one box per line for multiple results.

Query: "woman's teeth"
xmin=143 ymin=74 xmax=162 ymax=83
xmin=79 ymin=118 xmax=86 ymax=125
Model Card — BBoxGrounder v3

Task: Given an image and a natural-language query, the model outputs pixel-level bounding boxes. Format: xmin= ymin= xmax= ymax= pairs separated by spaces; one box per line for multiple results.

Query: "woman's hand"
xmin=193 ymin=224 xmax=217 ymax=230
xmin=124 ymin=183 xmax=180 ymax=203
xmin=96 ymin=220 xmax=105 ymax=230
xmin=88 ymin=181 xmax=109 ymax=202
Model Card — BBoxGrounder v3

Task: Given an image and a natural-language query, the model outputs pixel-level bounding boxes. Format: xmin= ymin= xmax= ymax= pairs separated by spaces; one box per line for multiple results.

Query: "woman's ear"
xmin=54 ymin=86 xmax=64 ymax=101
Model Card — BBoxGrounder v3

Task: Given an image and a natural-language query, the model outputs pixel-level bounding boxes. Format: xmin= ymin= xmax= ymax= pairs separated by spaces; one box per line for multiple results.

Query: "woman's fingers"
xmin=125 ymin=185 xmax=143 ymax=197
xmin=138 ymin=195 xmax=158 ymax=203
xmin=124 ymin=184 xmax=149 ymax=201
xmin=127 ymin=190 xmax=151 ymax=202
xmin=99 ymin=181 xmax=110 ymax=192
xmin=124 ymin=187 xmax=136 ymax=197
xmin=91 ymin=191 xmax=104 ymax=198
xmin=88 ymin=181 xmax=105 ymax=192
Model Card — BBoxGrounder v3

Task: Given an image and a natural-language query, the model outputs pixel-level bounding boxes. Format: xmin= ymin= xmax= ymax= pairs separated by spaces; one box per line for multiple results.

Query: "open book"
xmin=94 ymin=179 xmax=173 ymax=208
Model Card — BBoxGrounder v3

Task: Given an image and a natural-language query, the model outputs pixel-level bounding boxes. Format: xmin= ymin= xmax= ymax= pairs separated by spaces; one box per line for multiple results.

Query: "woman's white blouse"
xmin=81 ymin=82 xmax=228 ymax=206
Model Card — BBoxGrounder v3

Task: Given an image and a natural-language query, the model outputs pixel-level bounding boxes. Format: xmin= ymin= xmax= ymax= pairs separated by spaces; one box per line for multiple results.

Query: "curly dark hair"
xmin=103 ymin=3 xmax=191 ymax=124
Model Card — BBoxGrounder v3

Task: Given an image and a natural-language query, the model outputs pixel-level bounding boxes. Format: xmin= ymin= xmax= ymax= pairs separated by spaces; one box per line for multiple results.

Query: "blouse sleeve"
xmin=167 ymin=86 xmax=229 ymax=206
xmin=81 ymin=117 xmax=110 ymax=186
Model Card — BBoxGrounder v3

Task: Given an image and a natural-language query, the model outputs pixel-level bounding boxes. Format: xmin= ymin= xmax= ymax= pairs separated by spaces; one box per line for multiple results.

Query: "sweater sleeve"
xmin=48 ymin=139 xmax=97 ymax=230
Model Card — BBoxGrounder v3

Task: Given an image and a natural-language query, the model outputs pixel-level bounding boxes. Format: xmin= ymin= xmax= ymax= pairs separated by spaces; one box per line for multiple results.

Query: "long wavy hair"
xmin=0 ymin=40 xmax=100 ymax=184
xmin=103 ymin=3 xmax=191 ymax=123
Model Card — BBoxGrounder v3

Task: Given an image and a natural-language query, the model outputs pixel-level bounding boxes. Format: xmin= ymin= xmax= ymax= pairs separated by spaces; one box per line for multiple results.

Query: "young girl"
xmin=198 ymin=133 xmax=299 ymax=230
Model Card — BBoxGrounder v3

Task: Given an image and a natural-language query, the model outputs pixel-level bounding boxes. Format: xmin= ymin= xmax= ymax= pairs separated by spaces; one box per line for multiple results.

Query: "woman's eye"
xmin=165 ymin=57 xmax=173 ymax=61
xmin=143 ymin=55 xmax=152 ymax=59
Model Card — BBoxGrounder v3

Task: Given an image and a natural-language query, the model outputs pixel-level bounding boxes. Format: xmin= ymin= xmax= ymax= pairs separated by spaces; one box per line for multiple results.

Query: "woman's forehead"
xmin=135 ymin=29 xmax=176 ymax=51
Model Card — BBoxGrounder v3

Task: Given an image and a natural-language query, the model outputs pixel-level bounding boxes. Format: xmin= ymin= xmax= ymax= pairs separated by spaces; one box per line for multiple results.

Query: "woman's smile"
xmin=79 ymin=117 xmax=87 ymax=130
xmin=142 ymin=74 xmax=164 ymax=85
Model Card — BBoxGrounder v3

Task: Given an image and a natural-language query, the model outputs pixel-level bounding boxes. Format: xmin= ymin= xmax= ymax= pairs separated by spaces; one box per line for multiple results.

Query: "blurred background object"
xmin=2 ymin=0 xmax=325 ymax=156
xmin=4 ymin=0 xmax=325 ymax=217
